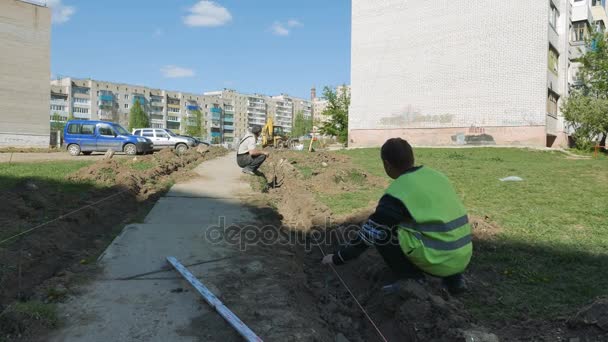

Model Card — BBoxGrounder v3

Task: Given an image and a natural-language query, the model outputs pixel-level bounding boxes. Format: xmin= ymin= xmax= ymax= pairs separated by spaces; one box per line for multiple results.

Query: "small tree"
xmin=128 ymin=100 xmax=150 ymax=131
xmin=561 ymin=30 xmax=608 ymax=148
xmin=50 ymin=112 xmax=67 ymax=137
xmin=292 ymin=110 xmax=313 ymax=138
xmin=319 ymin=85 xmax=350 ymax=144
xmin=186 ymin=109 xmax=203 ymax=137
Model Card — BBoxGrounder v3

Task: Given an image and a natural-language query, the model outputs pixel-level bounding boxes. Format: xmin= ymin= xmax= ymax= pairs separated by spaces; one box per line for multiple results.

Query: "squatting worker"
xmin=322 ymin=138 xmax=472 ymax=294
xmin=236 ymin=126 xmax=269 ymax=175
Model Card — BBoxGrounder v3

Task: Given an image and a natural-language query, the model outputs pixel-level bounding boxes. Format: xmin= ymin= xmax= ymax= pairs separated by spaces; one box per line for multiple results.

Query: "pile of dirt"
xmin=69 ymin=147 xmax=226 ymax=198
xmin=259 ymin=151 xmax=387 ymax=230
xmin=0 ymin=147 xmax=226 ymax=340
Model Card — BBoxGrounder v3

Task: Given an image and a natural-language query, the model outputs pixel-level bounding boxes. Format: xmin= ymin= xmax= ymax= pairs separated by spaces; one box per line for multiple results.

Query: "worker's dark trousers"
xmin=375 ymin=238 xmax=463 ymax=286
xmin=237 ymin=153 xmax=266 ymax=172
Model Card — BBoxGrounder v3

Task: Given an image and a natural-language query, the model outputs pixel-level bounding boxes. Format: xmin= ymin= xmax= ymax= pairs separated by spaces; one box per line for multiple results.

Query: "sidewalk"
xmin=50 ymin=155 xmax=292 ymax=341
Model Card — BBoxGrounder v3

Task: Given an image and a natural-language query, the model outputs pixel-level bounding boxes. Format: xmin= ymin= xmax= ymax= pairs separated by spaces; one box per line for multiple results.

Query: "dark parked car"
xmin=64 ymin=120 xmax=153 ymax=156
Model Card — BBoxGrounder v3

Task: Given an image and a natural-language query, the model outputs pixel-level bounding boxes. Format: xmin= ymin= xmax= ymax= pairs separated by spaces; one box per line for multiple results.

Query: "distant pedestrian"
xmin=236 ymin=126 xmax=269 ymax=175
xmin=322 ymin=138 xmax=472 ymax=295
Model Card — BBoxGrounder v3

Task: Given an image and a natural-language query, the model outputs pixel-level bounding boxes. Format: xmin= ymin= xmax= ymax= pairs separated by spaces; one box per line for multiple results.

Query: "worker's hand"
xmin=321 ymin=254 xmax=334 ymax=265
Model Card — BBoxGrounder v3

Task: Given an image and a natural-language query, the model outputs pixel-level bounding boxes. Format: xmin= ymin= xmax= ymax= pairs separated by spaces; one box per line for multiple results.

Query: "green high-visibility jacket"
xmin=386 ymin=167 xmax=472 ymax=277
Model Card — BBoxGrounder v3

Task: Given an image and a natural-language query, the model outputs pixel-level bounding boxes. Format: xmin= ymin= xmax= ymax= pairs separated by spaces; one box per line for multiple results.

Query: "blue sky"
xmin=48 ymin=0 xmax=351 ymax=98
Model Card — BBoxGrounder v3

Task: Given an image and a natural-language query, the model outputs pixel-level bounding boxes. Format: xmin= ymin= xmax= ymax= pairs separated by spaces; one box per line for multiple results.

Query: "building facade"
xmin=50 ymin=77 xmax=204 ymax=135
xmin=349 ymin=0 xmax=608 ymax=148
xmin=1 ymin=0 xmax=51 ymax=147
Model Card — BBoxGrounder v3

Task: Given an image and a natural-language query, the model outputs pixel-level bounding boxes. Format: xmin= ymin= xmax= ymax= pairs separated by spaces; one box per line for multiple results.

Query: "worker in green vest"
xmin=322 ymin=138 xmax=472 ymax=294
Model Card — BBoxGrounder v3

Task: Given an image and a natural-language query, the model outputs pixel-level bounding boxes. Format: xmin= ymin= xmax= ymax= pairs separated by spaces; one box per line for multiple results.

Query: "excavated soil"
xmin=249 ymin=150 xmax=607 ymax=342
xmin=0 ymin=147 xmax=226 ymax=341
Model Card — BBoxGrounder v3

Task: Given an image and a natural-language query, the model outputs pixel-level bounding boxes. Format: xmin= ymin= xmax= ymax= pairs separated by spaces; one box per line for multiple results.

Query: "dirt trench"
xmin=248 ymin=150 xmax=607 ymax=342
xmin=0 ymin=147 xmax=227 ymax=340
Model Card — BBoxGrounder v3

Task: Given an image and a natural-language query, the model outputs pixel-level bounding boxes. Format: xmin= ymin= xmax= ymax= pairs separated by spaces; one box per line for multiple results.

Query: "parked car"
xmin=131 ymin=128 xmax=197 ymax=154
xmin=64 ymin=120 xmax=153 ymax=156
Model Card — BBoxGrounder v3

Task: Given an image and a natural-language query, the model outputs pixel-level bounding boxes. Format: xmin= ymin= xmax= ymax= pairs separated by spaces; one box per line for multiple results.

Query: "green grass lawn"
xmin=0 ymin=161 xmax=95 ymax=192
xmin=328 ymin=148 xmax=608 ymax=321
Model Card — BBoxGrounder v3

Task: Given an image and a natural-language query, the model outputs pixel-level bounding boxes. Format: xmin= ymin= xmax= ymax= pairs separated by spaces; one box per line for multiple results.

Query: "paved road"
xmin=0 ymin=152 xmax=128 ymax=163
xmin=50 ymin=154 xmax=326 ymax=342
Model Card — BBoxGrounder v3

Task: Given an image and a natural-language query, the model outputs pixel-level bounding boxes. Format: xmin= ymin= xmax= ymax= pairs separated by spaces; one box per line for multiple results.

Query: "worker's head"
xmin=251 ymin=125 xmax=262 ymax=137
xmin=381 ymin=138 xmax=415 ymax=179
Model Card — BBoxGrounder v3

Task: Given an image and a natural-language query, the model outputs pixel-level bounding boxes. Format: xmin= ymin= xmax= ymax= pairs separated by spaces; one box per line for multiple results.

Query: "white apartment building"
xmin=50 ymin=77 xmax=203 ymax=133
xmin=349 ymin=0 xmax=608 ymax=148
xmin=1 ymin=0 xmax=51 ymax=147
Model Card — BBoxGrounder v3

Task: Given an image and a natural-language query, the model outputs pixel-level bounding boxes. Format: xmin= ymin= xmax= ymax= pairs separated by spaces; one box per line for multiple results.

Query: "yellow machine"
xmin=261 ymin=118 xmax=290 ymax=148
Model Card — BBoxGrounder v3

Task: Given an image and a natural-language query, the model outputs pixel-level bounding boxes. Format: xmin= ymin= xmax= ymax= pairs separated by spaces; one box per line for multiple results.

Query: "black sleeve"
xmin=332 ymin=195 xmax=410 ymax=265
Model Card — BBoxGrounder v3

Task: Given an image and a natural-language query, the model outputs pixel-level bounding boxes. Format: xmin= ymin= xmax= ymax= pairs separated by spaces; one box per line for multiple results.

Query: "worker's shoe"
xmin=442 ymin=274 xmax=467 ymax=295
xmin=242 ymin=168 xmax=255 ymax=176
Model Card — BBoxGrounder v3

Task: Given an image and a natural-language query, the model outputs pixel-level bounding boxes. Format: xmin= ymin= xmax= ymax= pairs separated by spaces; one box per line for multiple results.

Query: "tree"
xmin=562 ymin=30 xmax=608 ymax=149
xmin=128 ymin=100 xmax=149 ymax=131
xmin=186 ymin=109 xmax=203 ymax=137
xmin=50 ymin=112 xmax=67 ymax=136
xmin=292 ymin=110 xmax=313 ymax=138
xmin=319 ymin=85 xmax=350 ymax=144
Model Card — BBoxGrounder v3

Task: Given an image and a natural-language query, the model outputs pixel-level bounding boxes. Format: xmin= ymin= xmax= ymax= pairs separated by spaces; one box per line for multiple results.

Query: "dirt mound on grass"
xmin=69 ymin=147 xmax=226 ymax=198
xmin=0 ymin=147 xmax=227 ymax=341
xmin=259 ymin=151 xmax=387 ymax=230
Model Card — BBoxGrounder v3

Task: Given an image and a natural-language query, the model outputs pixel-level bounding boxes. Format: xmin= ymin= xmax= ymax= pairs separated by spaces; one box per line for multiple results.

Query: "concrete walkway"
xmin=50 ymin=155 xmax=263 ymax=341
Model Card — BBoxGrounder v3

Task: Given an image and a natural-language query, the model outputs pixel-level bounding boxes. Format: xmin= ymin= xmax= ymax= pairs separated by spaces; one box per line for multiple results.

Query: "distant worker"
xmin=322 ymin=138 xmax=472 ymax=294
xmin=236 ymin=126 xmax=269 ymax=175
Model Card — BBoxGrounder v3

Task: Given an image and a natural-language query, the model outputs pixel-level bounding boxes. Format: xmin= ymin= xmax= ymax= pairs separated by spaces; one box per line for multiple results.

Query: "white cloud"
xmin=46 ymin=0 xmax=75 ymax=24
xmin=271 ymin=22 xmax=289 ymax=36
xmin=287 ymin=19 xmax=302 ymax=28
xmin=270 ymin=19 xmax=303 ymax=36
xmin=183 ymin=1 xmax=232 ymax=27
xmin=160 ymin=65 xmax=195 ymax=78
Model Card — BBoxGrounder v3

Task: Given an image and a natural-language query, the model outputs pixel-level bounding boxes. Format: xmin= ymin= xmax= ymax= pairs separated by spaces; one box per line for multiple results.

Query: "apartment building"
xmin=349 ymin=0 xmax=608 ymax=148
xmin=50 ymin=77 xmax=204 ymax=134
xmin=1 ymin=0 xmax=51 ymax=147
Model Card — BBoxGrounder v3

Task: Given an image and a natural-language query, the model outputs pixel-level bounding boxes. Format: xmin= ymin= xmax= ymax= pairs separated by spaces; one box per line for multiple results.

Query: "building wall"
xmin=349 ymin=0 xmax=550 ymax=147
xmin=0 ymin=0 xmax=51 ymax=147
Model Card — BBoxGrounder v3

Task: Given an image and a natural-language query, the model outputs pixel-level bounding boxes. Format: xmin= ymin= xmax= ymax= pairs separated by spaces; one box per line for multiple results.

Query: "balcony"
xmin=73 ymin=101 xmax=91 ymax=107
xmin=569 ymin=42 xmax=588 ymax=60
xmin=210 ymin=107 xmax=222 ymax=113
xmin=98 ymin=112 xmax=114 ymax=120
xmin=150 ymin=114 xmax=164 ymax=120
xmin=150 ymin=101 xmax=164 ymax=107
xmin=49 ymin=114 xmax=68 ymax=122
xmin=571 ymin=0 xmax=594 ymax=23
xmin=167 ymin=116 xmax=180 ymax=122
xmin=223 ymin=125 xmax=234 ymax=130
xmin=50 ymin=99 xmax=67 ymax=106
xmin=187 ymin=105 xmax=200 ymax=111
xmin=99 ymin=94 xmax=114 ymax=102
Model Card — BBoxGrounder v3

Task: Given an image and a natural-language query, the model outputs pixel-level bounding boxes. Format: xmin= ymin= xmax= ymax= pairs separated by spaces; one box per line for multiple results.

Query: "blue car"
xmin=64 ymin=120 xmax=153 ymax=156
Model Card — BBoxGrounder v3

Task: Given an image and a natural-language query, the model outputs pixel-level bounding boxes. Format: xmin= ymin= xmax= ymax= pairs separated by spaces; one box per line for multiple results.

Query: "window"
xmin=133 ymin=130 xmax=141 ymax=136
xmin=548 ymin=47 xmax=559 ymax=75
xmin=125 ymin=104 xmax=129 ymax=109
xmin=549 ymin=5 xmax=558 ymax=29
xmin=81 ymin=124 xmax=95 ymax=135
xmin=547 ymin=91 xmax=559 ymax=117
xmin=152 ymin=123 xmax=164 ymax=128
xmin=572 ymin=22 xmax=587 ymax=42
xmin=98 ymin=124 xmax=114 ymax=136
xmin=74 ymin=98 xmax=89 ymax=104
xmin=74 ymin=107 xmax=89 ymax=114
xmin=155 ymin=130 xmax=168 ymax=138
xmin=125 ymin=94 xmax=129 ymax=99
xmin=142 ymin=130 xmax=154 ymax=137
xmin=67 ymin=124 xmax=81 ymax=134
